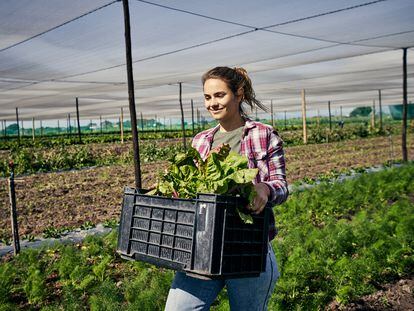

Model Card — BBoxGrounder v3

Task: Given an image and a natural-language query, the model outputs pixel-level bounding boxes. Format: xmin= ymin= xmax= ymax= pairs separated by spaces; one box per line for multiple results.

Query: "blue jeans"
xmin=165 ymin=243 xmax=279 ymax=311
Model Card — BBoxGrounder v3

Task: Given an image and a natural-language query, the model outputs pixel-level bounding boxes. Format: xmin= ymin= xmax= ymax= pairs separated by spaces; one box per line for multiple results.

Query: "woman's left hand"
xmin=249 ymin=183 xmax=270 ymax=214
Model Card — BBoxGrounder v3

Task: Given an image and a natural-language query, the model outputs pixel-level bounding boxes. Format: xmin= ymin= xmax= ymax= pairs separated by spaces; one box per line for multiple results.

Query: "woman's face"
xmin=203 ymin=78 xmax=242 ymax=123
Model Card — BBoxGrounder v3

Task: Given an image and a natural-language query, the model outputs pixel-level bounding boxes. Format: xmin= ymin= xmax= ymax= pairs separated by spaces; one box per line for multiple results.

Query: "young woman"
xmin=165 ymin=66 xmax=288 ymax=311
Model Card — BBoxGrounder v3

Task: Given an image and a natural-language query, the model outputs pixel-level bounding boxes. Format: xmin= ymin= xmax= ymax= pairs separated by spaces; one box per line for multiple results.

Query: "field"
xmin=0 ymin=133 xmax=413 ymax=242
xmin=0 ymin=125 xmax=413 ymax=310
xmin=0 ymin=162 xmax=413 ymax=310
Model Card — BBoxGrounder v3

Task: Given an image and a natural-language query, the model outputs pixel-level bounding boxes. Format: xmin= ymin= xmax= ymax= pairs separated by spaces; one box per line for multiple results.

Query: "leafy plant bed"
xmin=270 ymin=163 xmax=414 ymax=310
xmin=1 ymin=164 xmax=413 ymax=310
xmin=0 ymin=136 xmax=413 ymax=243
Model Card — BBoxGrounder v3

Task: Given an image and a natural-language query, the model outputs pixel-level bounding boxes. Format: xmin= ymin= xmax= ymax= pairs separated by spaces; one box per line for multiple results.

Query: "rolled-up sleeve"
xmin=263 ymin=130 xmax=288 ymax=205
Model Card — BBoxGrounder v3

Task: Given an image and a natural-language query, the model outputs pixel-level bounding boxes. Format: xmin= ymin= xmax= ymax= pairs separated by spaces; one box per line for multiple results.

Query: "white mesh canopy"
xmin=0 ymin=0 xmax=413 ymax=121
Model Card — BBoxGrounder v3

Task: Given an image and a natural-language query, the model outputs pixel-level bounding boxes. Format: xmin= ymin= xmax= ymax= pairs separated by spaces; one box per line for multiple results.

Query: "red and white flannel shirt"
xmin=192 ymin=118 xmax=289 ymax=240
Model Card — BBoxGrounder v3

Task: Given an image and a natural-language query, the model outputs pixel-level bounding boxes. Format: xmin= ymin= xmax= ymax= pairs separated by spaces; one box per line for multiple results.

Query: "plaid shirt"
xmin=192 ymin=118 xmax=288 ymax=240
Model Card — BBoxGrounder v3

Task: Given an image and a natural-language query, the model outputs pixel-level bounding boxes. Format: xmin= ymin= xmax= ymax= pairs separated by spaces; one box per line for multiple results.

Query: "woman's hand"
xmin=249 ymin=183 xmax=270 ymax=214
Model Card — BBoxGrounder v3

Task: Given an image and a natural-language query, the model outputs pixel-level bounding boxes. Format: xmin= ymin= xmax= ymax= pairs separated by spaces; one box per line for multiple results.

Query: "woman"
xmin=165 ymin=66 xmax=288 ymax=311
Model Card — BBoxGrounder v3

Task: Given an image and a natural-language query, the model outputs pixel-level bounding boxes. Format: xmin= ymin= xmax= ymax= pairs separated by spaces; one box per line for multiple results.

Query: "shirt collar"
xmin=205 ymin=118 xmax=256 ymax=139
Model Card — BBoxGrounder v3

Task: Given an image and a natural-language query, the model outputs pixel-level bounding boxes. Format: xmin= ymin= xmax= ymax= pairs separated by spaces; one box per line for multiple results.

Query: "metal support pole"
xmin=100 ymin=115 xmax=103 ymax=134
xmin=8 ymin=161 xmax=20 ymax=255
xmin=76 ymin=97 xmax=82 ymax=143
xmin=402 ymin=48 xmax=408 ymax=162
xmin=191 ymin=99 xmax=195 ymax=136
xmin=121 ymin=107 xmax=124 ymax=143
xmin=371 ymin=100 xmax=376 ymax=129
xmin=328 ymin=101 xmax=332 ymax=131
xmin=68 ymin=114 xmax=72 ymax=134
xmin=122 ymin=0 xmax=142 ymax=188
xmin=378 ymin=89 xmax=383 ymax=131
xmin=301 ymin=89 xmax=307 ymax=144
xmin=270 ymin=99 xmax=274 ymax=128
xmin=178 ymin=82 xmax=187 ymax=151
xmin=15 ymin=108 xmax=20 ymax=144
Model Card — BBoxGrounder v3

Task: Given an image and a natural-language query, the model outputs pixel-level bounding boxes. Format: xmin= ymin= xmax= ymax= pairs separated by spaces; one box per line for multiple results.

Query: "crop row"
xmin=1 ymin=163 xmax=413 ymax=310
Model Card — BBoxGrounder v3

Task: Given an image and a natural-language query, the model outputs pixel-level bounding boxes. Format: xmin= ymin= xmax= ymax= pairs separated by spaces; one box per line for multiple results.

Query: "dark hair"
xmin=202 ymin=66 xmax=268 ymax=118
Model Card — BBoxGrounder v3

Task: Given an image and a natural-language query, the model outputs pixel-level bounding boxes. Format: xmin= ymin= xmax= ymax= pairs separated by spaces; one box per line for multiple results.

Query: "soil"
xmin=327 ymin=278 xmax=414 ymax=311
xmin=1 ymin=135 xmax=413 ymax=240
xmin=0 ymin=135 xmax=413 ymax=309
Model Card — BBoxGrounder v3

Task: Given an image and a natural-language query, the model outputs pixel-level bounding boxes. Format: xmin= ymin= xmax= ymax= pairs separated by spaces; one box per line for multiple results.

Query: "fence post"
xmin=76 ymin=97 xmax=82 ymax=143
xmin=32 ymin=118 xmax=35 ymax=141
xmin=8 ymin=161 xmax=20 ymax=255
xmin=15 ymin=108 xmax=20 ymax=144
xmin=120 ymin=107 xmax=124 ymax=144
xmin=378 ymin=89 xmax=383 ymax=132
xmin=178 ymin=82 xmax=186 ymax=151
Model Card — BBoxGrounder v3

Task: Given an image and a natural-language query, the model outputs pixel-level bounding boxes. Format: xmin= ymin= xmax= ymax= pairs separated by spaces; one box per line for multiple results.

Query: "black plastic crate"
xmin=117 ymin=187 xmax=270 ymax=278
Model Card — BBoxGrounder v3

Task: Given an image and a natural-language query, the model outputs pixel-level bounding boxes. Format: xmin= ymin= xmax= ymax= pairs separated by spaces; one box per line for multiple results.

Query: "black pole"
xmin=197 ymin=108 xmax=200 ymax=132
xmin=100 ymin=115 xmax=103 ymax=134
xmin=68 ymin=114 xmax=72 ymax=134
xmin=378 ymin=89 xmax=383 ymax=132
xmin=402 ymin=48 xmax=408 ymax=162
xmin=191 ymin=99 xmax=195 ymax=136
xmin=328 ymin=101 xmax=332 ymax=131
xmin=15 ymin=108 xmax=20 ymax=144
xmin=270 ymin=99 xmax=274 ymax=128
xmin=76 ymin=97 xmax=82 ymax=143
xmin=122 ymin=0 xmax=142 ymax=188
xmin=178 ymin=82 xmax=187 ymax=151
xmin=8 ymin=161 xmax=20 ymax=255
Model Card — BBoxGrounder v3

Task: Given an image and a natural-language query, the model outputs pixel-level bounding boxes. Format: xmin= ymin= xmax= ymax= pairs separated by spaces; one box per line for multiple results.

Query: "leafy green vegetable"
xmin=148 ymin=144 xmax=258 ymax=222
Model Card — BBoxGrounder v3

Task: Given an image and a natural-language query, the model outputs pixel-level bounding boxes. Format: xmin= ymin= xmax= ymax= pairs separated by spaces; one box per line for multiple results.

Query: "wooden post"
xmin=120 ymin=107 xmax=124 ymax=144
xmin=301 ymin=89 xmax=308 ymax=144
xmin=8 ymin=161 xmax=20 ymax=255
xmin=15 ymin=108 xmax=20 ymax=144
xmin=122 ymin=0 xmax=142 ymax=188
xmin=328 ymin=101 xmax=332 ymax=131
xmin=317 ymin=109 xmax=320 ymax=126
xmin=378 ymin=89 xmax=383 ymax=131
xmin=32 ymin=118 xmax=35 ymax=141
xmin=402 ymin=48 xmax=408 ymax=162
xmin=270 ymin=99 xmax=274 ymax=128
xmin=371 ymin=100 xmax=376 ymax=129
xmin=76 ymin=97 xmax=82 ymax=143
xmin=178 ymin=82 xmax=187 ymax=151
xmin=191 ymin=99 xmax=195 ymax=136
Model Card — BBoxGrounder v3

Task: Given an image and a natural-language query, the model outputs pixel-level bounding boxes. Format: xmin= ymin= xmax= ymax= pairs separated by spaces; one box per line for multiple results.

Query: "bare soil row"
xmin=0 ymin=135 xmax=413 ymax=241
